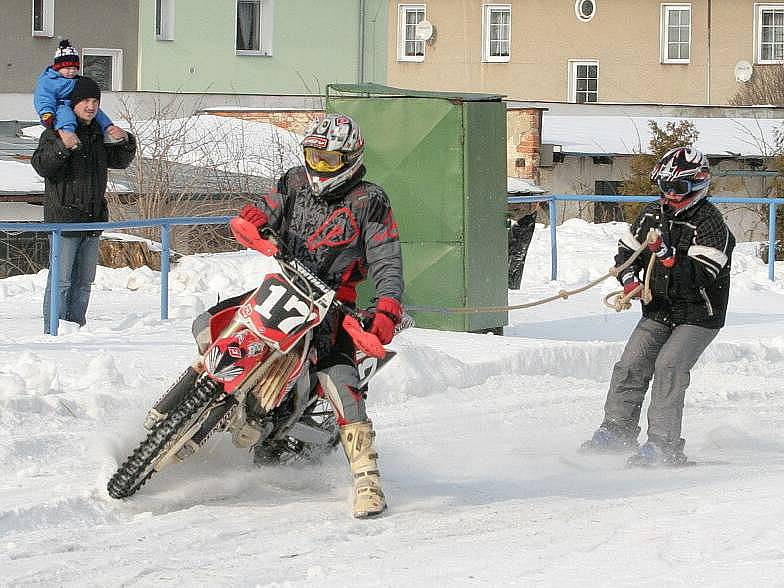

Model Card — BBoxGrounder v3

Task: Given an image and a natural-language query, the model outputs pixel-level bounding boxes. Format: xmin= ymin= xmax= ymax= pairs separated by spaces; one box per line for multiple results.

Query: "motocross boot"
xmin=339 ymin=420 xmax=387 ymax=518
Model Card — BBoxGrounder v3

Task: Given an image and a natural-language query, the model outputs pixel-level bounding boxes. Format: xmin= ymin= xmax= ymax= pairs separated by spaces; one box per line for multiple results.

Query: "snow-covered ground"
xmin=2 ymin=219 xmax=784 ymax=586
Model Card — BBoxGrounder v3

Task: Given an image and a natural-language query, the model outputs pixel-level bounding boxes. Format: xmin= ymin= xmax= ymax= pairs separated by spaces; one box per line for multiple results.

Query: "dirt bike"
xmin=107 ymin=217 xmax=400 ymax=499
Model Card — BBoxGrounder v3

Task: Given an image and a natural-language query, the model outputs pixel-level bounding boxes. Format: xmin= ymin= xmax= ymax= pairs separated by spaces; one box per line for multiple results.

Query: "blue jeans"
xmin=43 ymin=233 xmax=100 ymax=333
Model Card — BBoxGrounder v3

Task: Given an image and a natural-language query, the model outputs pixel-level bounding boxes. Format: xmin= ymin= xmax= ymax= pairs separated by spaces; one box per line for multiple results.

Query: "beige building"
xmin=387 ymin=1 xmax=783 ymax=105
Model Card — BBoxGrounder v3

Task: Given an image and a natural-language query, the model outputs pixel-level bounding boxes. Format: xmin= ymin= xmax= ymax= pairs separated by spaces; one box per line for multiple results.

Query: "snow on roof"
xmin=0 ymin=202 xmax=43 ymax=221
xmin=507 ymin=176 xmax=546 ymax=194
xmin=0 ymin=160 xmax=45 ymax=193
xmin=543 ymin=115 xmax=784 ymax=157
xmin=22 ymin=115 xmax=304 ymax=179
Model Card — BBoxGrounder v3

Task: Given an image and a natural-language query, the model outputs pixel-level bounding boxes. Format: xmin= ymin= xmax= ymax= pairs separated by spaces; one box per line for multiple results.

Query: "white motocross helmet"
xmin=650 ymin=146 xmax=711 ymax=213
xmin=301 ymin=114 xmax=364 ymax=197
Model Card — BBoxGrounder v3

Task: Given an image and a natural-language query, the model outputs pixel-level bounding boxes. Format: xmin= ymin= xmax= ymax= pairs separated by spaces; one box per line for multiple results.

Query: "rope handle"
xmin=409 ymin=229 xmax=660 ymax=315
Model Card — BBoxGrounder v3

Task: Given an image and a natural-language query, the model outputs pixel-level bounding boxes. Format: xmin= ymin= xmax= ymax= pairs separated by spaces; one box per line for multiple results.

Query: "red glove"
xmin=620 ymin=271 xmax=641 ymax=299
xmin=41 ymin=113 xmax=54 ymax=128
xmin=623 ymin=280 xmax=642 ymax=298
xmin=369 ymin=297 xmax=402 ymax=345
xmin=239 ymin=204 xmax=268 ymax=229
xmin=647 ymin=236 xmax=676 ymax=268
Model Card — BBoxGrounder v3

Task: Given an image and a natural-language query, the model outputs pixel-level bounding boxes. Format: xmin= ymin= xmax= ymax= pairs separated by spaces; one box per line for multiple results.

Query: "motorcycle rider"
xmin=580 ymin=146 xmax=734 ymax=466
xmin=193 ymin=113 xmax=403 ymax=517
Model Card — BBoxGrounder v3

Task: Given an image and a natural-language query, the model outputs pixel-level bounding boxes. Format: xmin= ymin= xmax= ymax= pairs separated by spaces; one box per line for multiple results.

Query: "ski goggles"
xmin=657 ymin=178 xmax=694 ymax=197
xmin=304 ymin=148 xmax=345 ymax=173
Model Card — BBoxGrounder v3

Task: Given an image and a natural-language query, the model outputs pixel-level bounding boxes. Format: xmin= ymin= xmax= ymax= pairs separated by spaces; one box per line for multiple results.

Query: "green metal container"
xmin=326 ymin=83 xmax=508 ymax=332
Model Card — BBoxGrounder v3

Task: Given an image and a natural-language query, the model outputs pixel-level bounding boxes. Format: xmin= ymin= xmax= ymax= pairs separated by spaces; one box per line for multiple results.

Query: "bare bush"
xmin=729 ymin=64 xmax=784 ymax=107
xmin=106 ymin=94 xmax=303 ymax=255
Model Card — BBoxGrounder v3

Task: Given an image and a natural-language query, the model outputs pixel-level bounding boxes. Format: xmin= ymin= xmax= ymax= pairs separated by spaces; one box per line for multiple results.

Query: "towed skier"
xmin=192 ymin=114 xmax=404 ymax=516
xmin=581 ymin=147 xmax=734 ymax=466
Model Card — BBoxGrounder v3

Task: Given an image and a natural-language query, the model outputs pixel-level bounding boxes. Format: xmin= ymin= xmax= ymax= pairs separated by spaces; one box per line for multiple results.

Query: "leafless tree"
xmin=729 ymin=64 xmax=784 ymax=107
xmin=106 ymin=94 xmax=303 ymax=255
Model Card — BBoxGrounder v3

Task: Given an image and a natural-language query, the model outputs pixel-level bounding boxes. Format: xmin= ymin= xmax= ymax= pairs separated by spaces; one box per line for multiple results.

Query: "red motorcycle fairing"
xmin=204 ymin=329 xmax=271 ymax=393
xmin=238 ymin=273 xmax=322 ymax=354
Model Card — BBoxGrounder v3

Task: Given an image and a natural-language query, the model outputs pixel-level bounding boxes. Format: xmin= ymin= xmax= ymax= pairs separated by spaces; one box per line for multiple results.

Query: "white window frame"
xmin=755 ymin=3 xmax=784 ymax=64
xmin=81 ymin=48 xmax=124 ymax=91
xmin=397 ymin=4 xmax=426 ymax=62
xmin=32 ymin=0 xmax=54 ymax=37
xmin=660 ymin=4 xmax=691 ymax=64
xmin=568 ymin=59 xmax=599 ymax=103
xmin=482 ymin=4 xmax=511 ymax=63
xmin=235 ymin=0 xmax=274 ymax=56
xmin=155 ymin=0 xmax=175 ymax=41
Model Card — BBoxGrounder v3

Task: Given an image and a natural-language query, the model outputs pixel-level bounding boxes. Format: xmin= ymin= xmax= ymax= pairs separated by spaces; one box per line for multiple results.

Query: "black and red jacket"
xmin=616 ymin=199 xmax=734 ymax=329
xmin=257 ymin=165 xmax=404 ymax=308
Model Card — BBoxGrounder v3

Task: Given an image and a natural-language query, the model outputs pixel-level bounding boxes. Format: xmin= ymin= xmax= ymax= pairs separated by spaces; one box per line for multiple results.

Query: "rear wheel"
xmin=253 ymin=396 xmax=339 ymax=465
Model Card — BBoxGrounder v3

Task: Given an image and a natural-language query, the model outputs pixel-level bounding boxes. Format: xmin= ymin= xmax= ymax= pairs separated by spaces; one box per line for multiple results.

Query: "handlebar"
xmin=230 ymin=215 xmax=392 ymax=358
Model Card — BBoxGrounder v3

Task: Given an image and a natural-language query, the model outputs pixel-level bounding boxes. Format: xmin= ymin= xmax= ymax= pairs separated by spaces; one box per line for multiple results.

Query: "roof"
xmin=507 ymin=176 xmax=546 ymax=194
xmin=543 ymin=115 xmax=784 ymax=157
xmin=328 ymin=83 xmax=504 ymax=102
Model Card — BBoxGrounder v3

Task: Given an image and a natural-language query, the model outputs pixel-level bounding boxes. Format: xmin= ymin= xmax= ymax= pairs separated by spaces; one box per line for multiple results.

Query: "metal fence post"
xmin=160 ymin=223 xmax=171 ymax=320
xmin=548 ymin=197 xmax=558 ymax=281
xmin=48 ymin=230 xmax=62 ymax=336
xmin=769 ymin=202 xmax=777 ymax=282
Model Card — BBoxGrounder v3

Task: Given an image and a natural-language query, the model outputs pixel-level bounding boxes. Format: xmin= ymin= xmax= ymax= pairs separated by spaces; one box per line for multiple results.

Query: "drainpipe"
xmin=358 ymin=0 xmax=366 ymax=83
xmin=706 ymin=0 xmax=712 ymax=104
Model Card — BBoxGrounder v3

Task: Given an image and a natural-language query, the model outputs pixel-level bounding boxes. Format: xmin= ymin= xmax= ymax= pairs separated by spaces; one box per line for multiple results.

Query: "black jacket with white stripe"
xmin=616 ymin=199 xmax=734 ymax=329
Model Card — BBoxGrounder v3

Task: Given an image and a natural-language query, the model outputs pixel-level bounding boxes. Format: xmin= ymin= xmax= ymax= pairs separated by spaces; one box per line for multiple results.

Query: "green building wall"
xmin=137 ymin=0 xmax=387 ymax=94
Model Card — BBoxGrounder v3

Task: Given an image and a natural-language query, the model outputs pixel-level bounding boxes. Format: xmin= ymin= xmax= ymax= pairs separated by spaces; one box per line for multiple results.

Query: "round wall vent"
xmin=576 ymin=0 xmax=596 ymax=22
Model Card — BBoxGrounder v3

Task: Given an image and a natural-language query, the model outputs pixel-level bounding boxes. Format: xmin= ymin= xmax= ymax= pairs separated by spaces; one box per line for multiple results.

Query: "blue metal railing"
xmin=2 ymin=195 xmax=781 ymax=335
xmin=508 ymin=194 xmax=782 ymax=283
xmin=0 ymin=216 xmax=231 ymax=336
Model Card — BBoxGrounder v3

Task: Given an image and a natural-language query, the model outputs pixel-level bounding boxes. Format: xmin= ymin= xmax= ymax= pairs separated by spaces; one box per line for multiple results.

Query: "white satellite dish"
xmin=734 ymin=60 xmax=753 ymax=83
xmin=414 ymin=20 xmax=434 ymax=42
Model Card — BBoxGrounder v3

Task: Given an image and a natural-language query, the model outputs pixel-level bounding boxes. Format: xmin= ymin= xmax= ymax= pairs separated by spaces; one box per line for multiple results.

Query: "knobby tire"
xmin=107 ymin=379 xmax=221 ymax=499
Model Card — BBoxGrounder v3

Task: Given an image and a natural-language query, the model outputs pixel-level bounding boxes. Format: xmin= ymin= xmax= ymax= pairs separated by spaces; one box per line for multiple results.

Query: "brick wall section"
xmin=507 ymin=108 xmax=544 ymax=183
xmin=209 ymin=110 xmax=324 ymax=135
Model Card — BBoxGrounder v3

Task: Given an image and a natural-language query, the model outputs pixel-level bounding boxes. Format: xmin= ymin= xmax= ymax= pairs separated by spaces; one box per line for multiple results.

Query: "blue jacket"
xmin=33 ymin=67 xmax=113 ymax=132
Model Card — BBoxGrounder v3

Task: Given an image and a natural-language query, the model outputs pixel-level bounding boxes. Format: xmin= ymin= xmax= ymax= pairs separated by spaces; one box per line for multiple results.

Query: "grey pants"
xmin=604 ymin=317 xmax=718 ymax=443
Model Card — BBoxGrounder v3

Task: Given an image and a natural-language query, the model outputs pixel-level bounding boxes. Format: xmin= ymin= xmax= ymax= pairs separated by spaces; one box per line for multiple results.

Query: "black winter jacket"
xmin=256 ymin=166 xmax=404 ymax=305
xmin=252 ymin=165 xmax=404 ymax=356
xmin=616 ymin=199 xmax=734 ymax=329
xmin=31 ymin=122 xmax=136 ymax=232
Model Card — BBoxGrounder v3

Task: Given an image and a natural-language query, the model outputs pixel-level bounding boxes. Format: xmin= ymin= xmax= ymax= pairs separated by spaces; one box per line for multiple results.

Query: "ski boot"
xmin=580 ymin=422 xmax=640 ymax=454
xmin=144 ymin=366 xmax=200 ymax=430
xmin=627 ymin=437 xmax=688 ymax=468
xmin=339 ymin=420 xmax=387 ymax=518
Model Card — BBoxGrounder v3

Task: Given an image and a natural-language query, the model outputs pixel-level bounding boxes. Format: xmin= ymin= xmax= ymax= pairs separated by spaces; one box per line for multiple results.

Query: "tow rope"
xmin=406 ymin=229 xmax=659 ymax=315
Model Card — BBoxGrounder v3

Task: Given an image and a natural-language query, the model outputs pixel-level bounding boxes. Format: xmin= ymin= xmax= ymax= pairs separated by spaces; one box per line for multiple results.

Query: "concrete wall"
xmin=0 ymin=0 xmax=138 ymax=92
xmin=137 ymin=0 xmax=388 ymax=94
xmin=386 ymin=0 xmax=771 ymax=105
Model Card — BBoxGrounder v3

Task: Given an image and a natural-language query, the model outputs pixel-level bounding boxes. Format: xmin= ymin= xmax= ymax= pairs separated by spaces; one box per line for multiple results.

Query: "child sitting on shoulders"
xmin=33 ymin=39 xmax=125 ymax=149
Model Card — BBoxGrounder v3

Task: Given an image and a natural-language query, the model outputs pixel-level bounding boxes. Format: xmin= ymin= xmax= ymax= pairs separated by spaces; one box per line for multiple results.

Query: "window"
xmin=82 ymin=48 xmax=123 ymax=91
xmin=32 ymin=0 xmax=54 ymax=37
xmin=156 ymin=0 xmax=175 ymax=41
xmin=575 ymin=0 xmax=596 ymax=22
xmin=483 ymin=4 xmax=511 ymax=62
xmin=756 ymin=4 xmax=784 ymax=63
xmin=236 ymin=0 xmax=273 ymax=55
xmin=569 ymin=60 xmax=598 ymax=103
xmin=398 ymin=4 xmax=426 ymax=61
xmin=661 ymin=4 xmax=691 ymax=63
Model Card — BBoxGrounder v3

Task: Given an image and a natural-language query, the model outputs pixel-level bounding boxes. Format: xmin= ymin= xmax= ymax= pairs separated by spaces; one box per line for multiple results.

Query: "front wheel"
xmin=107 ymin=378 xmax=222 ymax=499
